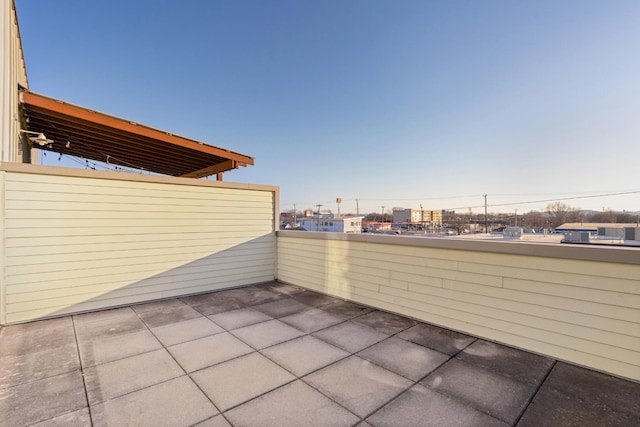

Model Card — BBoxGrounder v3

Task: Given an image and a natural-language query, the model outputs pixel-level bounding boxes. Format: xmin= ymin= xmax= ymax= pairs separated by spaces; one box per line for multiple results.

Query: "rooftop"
xmin=1 ymin=282 xmax=638 ymax=426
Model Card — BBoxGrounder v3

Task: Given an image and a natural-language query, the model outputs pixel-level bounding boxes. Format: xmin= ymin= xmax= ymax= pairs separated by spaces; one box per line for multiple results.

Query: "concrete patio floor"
xmin=1 ymin=281 xmax=639 ymax=426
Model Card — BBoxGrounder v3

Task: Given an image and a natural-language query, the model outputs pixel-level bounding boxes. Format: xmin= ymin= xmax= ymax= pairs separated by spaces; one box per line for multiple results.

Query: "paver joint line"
xmin=71 ymin=315 xmax=93 ymax=425
xmin=512 ymin=359 xmax=558 ymax=426
xmin=2 ymin=283 xmax=639 ymax=427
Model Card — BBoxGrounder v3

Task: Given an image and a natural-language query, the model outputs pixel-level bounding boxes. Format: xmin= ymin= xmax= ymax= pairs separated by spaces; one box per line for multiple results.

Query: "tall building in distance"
xmin=392 ymin=208 xmax=443 ymax=229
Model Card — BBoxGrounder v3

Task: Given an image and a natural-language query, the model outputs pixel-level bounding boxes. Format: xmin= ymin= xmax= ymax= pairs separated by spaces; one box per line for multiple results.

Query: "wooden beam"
xmin=180 ymin=159 xmax=236 ymax=178
xmin=21 ymin=91 xmax=254 ymax=166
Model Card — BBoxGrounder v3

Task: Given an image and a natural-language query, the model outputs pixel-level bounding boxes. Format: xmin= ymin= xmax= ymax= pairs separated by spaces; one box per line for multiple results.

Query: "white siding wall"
xmin=1 ymin=0 xmax=29 ymax=163
xmin=277 ymin=231 xmax=640 ymax=382
xmin=0 ymin=165 xmax=277 ymax=324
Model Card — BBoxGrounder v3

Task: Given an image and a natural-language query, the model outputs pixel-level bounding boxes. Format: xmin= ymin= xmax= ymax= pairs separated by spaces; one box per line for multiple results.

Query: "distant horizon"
xmin=18 ymin=0 xmax=640 ymax=214
xmin=281 ymin=204 xmax=640 ymax=217
xmin=277 ymin=190 xmax=640 ymax=216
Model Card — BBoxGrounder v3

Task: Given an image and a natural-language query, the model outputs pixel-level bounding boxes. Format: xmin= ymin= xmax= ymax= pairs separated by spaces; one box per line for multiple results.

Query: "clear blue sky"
xmin=17 ymin=0 xmax=640 ymax=214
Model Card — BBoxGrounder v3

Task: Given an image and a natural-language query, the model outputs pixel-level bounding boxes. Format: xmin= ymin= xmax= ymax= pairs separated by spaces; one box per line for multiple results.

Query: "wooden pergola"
xmin=19 ymin=91 xmax=254 ymax=180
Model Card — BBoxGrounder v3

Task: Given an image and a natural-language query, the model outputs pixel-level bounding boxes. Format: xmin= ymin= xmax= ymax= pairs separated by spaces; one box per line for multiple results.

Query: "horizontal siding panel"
xmin=343 ymin=286 xmax=640 ymax=381
xmin=365 ymin=285 xmax=639 ymax=367
xmin=2 ymin=170 xmax=277 ymax=324
xmin=6 ymin=263 xmax=275 ymax=307
xmin=5 ymin=238 xmax=274 ymax=260
xmin=504 ymin=277 xmax=640 ymax=309
xmin=6 ymin=251 xmax=275 ymax=279
xmin=5 ymin=273 xmax=275 ymax=324
xmin=390 ymin=284 xmax=640 ymax=351
xmin=443 ymin=280 xmax=640 ymax=324
xmin=5 ymin=175 xmax=272 ymax=197
xmin=5 ymin=206 xmax=273 ymax=219
xmin=310 ymin=282 xmax=640 ymax=381
xmin=5 ymin=232 xmax=273 ymax=248
xmin=6 ymin=248 xmax=274 ymax=285
xmin=277 ymin=234 xmax=640 ymax=381
xmin=5 ymin=174 xmax=270 ymax=196
xmin=325 ymin=238 xmax=640 ymax=281
xmin=5 ymin=199 xmax=273 ymax=213
xmin=4 ymin=224 xmax=273 ymax=238
xmin=4 ymin=189 xmax=272 ymax=205
xmin=460 ymin=261 xmax=640 ymax=294
xmin=6 ymin=217 xmax=272 ymax=229
xmin=7 ymin=253 xmax=274 ymax=293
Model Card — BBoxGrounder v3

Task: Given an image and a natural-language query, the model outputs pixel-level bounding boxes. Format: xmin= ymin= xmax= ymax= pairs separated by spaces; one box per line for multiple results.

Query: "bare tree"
xmin=545 ymin=202 xmax=580 ymax=227
xmin=522 ymin=211 xmax=546 ymax=228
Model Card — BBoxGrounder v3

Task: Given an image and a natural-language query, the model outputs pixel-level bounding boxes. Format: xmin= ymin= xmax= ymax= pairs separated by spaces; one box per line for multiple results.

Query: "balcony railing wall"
xmin=0 ymin=163 xmax=278 ymax=324
xmin=277 ymin=230 xmax=640 ymax=382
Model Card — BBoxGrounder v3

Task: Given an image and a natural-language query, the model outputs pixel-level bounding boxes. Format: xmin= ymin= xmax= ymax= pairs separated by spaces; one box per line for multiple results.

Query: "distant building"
xmin=362 ymin=221 xmax=393 ymax=232
xmin=299 ymin=216 xmax=364 ymax=233
xmin=392 ymin=208 xmax=442 ymax=228
xmin=557 ymin=223 xmax=640 ymax=241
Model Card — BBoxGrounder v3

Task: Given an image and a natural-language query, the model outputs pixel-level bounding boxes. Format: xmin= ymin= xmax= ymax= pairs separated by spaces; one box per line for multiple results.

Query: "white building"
xmin=300 ymin=216 xmax=364 ymax=233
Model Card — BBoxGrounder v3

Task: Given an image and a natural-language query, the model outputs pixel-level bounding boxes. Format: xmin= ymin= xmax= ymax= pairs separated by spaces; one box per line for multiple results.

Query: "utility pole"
xmin=381 ymin=206 xmax=385 ymax=231
xmin=420 ymin=204 xmax=424 ymax=233
xmin=336 ymin=198 xmax=341 ymax=217
xmin=514 ymin=209 xmax=518 ymax=227
xmin=356 ymin=199 xmax=360 ymax=216
xmin=316 ymin=204 xmax=322 ymax=231
xmin=293 ymin=204 xmax=297 ymax=226
xmin=483 ymin=194 xmax=488 ymax=234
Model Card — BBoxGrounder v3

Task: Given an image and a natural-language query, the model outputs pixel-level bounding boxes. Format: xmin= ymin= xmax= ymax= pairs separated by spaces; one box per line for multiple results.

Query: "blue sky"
xmin=17 ymin=0 xmax=640 ymax=214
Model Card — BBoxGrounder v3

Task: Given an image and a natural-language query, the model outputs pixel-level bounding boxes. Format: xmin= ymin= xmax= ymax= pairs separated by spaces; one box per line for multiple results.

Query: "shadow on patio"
xmin=1 ymin=282 xmax=638 ymax=426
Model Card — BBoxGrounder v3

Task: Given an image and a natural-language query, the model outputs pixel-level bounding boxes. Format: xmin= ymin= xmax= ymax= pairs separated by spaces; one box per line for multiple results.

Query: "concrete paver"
xmin=358 ymin=336 xmax=449 ymax=381
xmin=194 ymin=414 xmax=233 ymax=427
xmin=30 ymin=408 xmax=92 ymax=426
xmin=151 ymin=317 xmax=224 ymax=347
xmin=0 ymin=371 xmax=87 ymax=426
xmin=131 ymin=298 xmax=190 ymax=314
xmin=134 ymin=304 xmax=203 ymax=328
xmin=456 ymin=339 xmax=555 ymax=386
xmin=541 ymin=362 xmax=640 ymax=419
xmin=182 ymin=293 xmax=245 ymax=316
xmin=351 ymin=310 xmax=417 ymax=335
xmin=77 ymin=329 xmax=162 ymax=367
xmin=209 ymin=307 xmax=273 ymax=331
xmin=90 ymin=375 xmax=217 ymax=426
xmin=421 ymin=358 xmax=536 ymax=425
xmin=84 ymin=348 xmax=183 ymax=405
xmin=74 ymin=311 xmax=147 ymax=341
xmin=304 ymin=355 xmax=412 ymax=418
xmin=191 ymin=352 xmax=296 ymax=411
xmin=317 ymin=300 xmax=373 ymax=320
xmin=1 ymin=283 xmax=638 ymax=427
xmin=397 ymin=322 xmax=476 ymax=355
xmin=518 ymin=382 xmax=639 ymax=427
xmin=168 ymin=332 xmax=253 ymax=373
xmin=261 ymin=335 xmax=349 ymax=377
xmin=312 ymin=320 xmax=389 ymax=353
xmin=279 ymin=307 xmax=345 ymax=333
xmin=220 ymin=287 xmax=286 ymax=306
xmin=0 ymin=320 xmax=76 ymax=358
xmin=0 ymin=342 xmax=79 ymax=389
xmin=251 ymin=298 xmax=311 ymax=318
xmin=225 ymin=380 xmax=359 ymax=427
xmin=291 ymin=292 xmax=339 ymax=308
xmin=367 ymin=384 xmax=508 ymax=427
xmin=260 ymin=282 xmax=307 ymax=296
xmin=230 ymin=319 xmax=305 ymax=350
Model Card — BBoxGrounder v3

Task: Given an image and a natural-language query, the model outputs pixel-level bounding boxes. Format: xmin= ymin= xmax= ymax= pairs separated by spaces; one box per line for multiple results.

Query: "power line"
xmin=283 ymin=189 xmax=640 ymax=213
xmin=448 ymin=190 xmax=640 ymax=211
